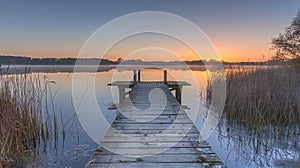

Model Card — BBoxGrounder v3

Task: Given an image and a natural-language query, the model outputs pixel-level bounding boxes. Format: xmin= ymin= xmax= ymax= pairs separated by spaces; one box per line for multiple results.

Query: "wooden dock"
xmin=86 ymin=71 xmax=225 ymax=168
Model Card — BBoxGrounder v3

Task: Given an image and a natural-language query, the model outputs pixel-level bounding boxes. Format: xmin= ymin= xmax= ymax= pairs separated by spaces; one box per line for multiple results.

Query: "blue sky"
xmin=0 ymin=0 xmax=299 ymax=61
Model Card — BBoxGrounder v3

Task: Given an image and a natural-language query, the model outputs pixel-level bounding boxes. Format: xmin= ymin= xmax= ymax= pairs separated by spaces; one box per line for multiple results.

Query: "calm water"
xmin=6 ymin=66 xmax=297 ymax=168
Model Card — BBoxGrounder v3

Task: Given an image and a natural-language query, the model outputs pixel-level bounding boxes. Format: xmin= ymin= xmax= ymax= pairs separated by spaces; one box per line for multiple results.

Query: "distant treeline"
xmin=0 ymin=56 xmax=114 ymax=65
xmin=0 ymin=55 xmax=268 ymax=66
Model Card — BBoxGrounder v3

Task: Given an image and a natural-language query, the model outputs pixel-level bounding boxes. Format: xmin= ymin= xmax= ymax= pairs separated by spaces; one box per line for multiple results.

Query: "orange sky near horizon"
xmin=0 ymin=45 xmax=271 ymax=62
xmin=1 ymin=1 xmax=298 ymax=62
xmin=0 ymin=33 xmax=273 ymax=62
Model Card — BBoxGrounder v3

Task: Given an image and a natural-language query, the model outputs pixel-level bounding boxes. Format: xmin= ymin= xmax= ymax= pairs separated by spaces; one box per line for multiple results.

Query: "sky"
xmin=0 ymin=0 xmax=299 ymax=62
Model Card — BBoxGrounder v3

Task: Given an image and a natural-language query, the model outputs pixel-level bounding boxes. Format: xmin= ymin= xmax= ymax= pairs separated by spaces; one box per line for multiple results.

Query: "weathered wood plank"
xmin=104 ymin=129 xmax=199 ymax=134
xmin=99 ymin=141 xmax=210 ymax=149
xmin=87 ymin=163 xmax=224 ymax=168
xmin=116 ymin=115 xmax=190 ymax=120
xmin=96 ymin=147 xmax=215 ymax=155
xmin=92 ymin=154 xmax=222 ymax=163
xmin=100 ymin=136 xmax=200 ymax=143
xmin=113 ymin=120 xmax=194 ymax=124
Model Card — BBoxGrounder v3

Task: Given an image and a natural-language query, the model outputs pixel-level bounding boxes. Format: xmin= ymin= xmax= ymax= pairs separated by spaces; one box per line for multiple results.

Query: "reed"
xmin=0 ymin=73 xmax=56 ymax=167
xmin=209 ymin=66 xmax=300 ymax=167
xmin=223 ymin=66 xmax=300 ymax=130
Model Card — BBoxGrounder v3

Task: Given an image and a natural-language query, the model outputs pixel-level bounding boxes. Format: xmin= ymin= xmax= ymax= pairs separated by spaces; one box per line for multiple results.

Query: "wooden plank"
xmin=113 ymin=120 xmax=194 ymax=124
xmin=87 ymin=163 xmax=224 ymax=168
xmin=99 ymin=141 xmax=210 ymax=149
xmin=104 ymin=129 xmax=199 ymax=134
xmin=97 ymin=147 xmax=215 ymax=155
xmin=100 ymin=136 xmax=200 ymax=143
xmin=92 ymin=154 xmax=222 ymax=163
xmin=116 ymin=115 xmax=190 ymax=119
xmin=111 ymin=123 xmax=194 ymax=127
xmin=108 ymin=81 xmax=191 ymax=87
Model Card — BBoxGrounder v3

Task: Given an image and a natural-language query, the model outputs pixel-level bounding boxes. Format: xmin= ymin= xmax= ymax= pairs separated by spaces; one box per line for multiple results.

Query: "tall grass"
xmin=211 ymin=66 xmax=300 ymax=167
xmin=224 ymin=67 xmax=300 ymax=128
xmin=0 ymin=73 xmax=57 ymax=167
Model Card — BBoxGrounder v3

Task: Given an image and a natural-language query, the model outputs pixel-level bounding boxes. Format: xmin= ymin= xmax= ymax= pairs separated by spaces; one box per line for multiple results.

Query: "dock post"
xmin=175 ymin=86 xmax=182 ymax=104
xmin=138 ymin=70 xmax=141 ymax=82
xmin=133 ymin=70 xmax=137 ymax=84
xmin=118 ymin=86 xmax=125 ymax=102
xmin=163 ymin=70 xmax=167 ymax=84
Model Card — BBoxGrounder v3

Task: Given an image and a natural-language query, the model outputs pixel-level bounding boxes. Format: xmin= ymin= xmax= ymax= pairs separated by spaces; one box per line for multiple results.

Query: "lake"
xmin=2 ymin=65 xmax=298 ymax=168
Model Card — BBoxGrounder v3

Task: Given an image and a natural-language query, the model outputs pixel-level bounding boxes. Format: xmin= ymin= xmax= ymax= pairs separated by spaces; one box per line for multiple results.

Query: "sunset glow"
xmin=0 ymin=1 xmax=299 ymax=62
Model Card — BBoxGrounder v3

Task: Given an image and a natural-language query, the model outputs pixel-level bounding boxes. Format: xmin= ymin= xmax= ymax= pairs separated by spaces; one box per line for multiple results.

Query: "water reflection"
xmin=216 ymin=118 xmax=300 ymax=167
xmin=2 ymin=66 xmax=297 ymax=168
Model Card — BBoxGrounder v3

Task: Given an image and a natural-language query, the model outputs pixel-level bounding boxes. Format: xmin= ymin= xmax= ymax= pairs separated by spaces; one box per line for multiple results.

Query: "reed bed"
xmin=220 ymin=66 xmax=300 ymax=158
xmin=224 ymin=67 xmax=300 ymax=128
xmin=211 ymin=66 xmax=300 ymax=167
xmin=0 ymin=73 xmax=56 ymax=167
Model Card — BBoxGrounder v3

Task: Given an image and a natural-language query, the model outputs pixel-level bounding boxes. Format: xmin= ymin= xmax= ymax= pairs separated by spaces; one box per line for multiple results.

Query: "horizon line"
xmin=0 ymin=54 xmax=271 ymax=63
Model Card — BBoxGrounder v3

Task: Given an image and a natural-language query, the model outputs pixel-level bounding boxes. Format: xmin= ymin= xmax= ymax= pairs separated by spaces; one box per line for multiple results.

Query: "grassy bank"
xmin=224 ymin=67 xmax=300 ymax=129
xmin=0 ymin=74 xmax=52 ymax=167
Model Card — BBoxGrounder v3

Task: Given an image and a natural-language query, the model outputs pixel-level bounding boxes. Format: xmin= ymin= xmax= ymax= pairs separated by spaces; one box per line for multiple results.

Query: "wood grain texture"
xmin=86 ymin=82 xmax=225 ymax=168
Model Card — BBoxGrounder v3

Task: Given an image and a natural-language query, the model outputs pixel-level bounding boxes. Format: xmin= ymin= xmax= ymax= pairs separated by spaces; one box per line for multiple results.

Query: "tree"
xmin=117 ymin=57 xmax=124 ymax=63
xmin=271 ymin=10 xmax=300 ymax=60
